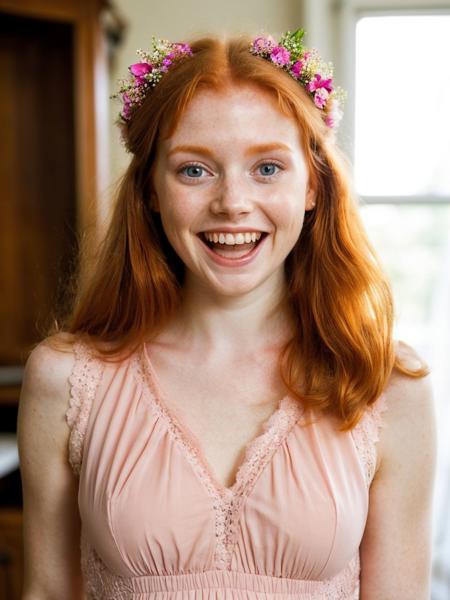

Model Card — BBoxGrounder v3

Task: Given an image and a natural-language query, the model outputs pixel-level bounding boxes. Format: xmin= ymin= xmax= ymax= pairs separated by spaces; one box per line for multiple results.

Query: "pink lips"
xmin=198 ymin=233 xmax=268 ymax=267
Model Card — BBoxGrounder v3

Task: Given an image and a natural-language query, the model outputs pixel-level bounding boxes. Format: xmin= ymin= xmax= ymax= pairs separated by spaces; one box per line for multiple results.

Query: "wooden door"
xmin=0 ymin=0 xmax=108 ymax=366
xmin=0 ymin=3 xmax=108 ymax=596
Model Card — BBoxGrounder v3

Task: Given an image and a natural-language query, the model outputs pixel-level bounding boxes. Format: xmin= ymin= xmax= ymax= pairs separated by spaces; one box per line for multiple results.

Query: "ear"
xmin=305 ymin=186 xmax=316 ymax=211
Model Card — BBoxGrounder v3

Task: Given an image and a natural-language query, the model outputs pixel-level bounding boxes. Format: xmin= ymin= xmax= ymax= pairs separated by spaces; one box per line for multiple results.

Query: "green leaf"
xmin=290 ymin=28 xmax=305 ymax=43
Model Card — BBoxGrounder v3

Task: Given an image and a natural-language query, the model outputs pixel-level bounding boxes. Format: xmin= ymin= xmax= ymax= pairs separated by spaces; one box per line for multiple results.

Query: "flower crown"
xmin=250 ymin=29 xmax=346 ymax=129
xmin=114 ymin=37 xmax=193 ymax=122
xmin=113 ymin=29 xmax=346 ymax=129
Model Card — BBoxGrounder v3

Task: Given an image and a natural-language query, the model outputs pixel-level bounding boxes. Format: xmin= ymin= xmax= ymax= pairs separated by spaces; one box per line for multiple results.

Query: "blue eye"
xmin=258 ymin=163 xmax=281 ymax=177
xmin=180 ymin=164 xmax=204 ymax=178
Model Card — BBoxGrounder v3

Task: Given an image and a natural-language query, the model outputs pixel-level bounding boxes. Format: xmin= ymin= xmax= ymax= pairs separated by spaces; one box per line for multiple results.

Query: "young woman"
xmin=17 ymin=31 xmax=436 ymax=600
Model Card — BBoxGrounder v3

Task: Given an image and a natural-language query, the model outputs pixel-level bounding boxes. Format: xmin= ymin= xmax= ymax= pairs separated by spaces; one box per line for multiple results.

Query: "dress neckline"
xmin=140 ymin=342 xmax=303 ymax=498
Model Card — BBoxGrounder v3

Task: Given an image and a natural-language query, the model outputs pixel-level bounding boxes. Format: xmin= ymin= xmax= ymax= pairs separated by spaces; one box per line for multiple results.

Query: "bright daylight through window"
xmin=354 ymin=15 xmax=450 ymax=197
xmin=353 ymin=15 xmax=450 ymax=598
xmin=353 ymin=14 xmax=450 ymax=351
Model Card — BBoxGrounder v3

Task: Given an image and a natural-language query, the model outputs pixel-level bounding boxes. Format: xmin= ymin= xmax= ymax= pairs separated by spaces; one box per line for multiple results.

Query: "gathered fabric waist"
xmin=99 ymin=559 xmax=360 ymax=599
xmin=134 ymin=569 xmax=320 ymax=593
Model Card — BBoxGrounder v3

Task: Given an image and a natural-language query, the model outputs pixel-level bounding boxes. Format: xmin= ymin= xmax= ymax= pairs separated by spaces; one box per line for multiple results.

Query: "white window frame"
xmin=332 ymin=0 xmax=450 ymax=205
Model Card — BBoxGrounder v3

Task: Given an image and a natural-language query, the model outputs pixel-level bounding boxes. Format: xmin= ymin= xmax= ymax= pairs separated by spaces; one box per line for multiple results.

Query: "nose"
xmin=210 ymin=173 xmax=253 ymax=218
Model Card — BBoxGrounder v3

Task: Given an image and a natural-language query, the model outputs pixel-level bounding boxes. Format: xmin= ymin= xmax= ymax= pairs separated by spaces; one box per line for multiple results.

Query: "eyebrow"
xmin=166 ymin=142 xmax=293 ymax=159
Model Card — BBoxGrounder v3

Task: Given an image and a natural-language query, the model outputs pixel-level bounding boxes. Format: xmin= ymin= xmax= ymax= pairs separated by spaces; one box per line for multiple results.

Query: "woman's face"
xmin=151 ymin=84 xmax=315 ymax=298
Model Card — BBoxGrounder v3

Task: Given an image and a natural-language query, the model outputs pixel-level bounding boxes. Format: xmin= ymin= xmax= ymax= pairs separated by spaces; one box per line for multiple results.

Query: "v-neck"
xmin=138 ymin=343 xmax=303 ymax=499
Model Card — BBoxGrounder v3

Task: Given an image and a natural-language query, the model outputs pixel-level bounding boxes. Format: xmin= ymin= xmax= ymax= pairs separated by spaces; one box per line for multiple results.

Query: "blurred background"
xmin=0 ymin=0 xmax=449 ymax=598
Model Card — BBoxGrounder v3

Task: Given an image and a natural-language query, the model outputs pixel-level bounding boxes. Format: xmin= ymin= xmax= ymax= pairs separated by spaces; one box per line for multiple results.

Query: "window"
xmin=350 ymin=12 xmax=450 ymax=354
xmin=336 ymin=5 xmax=450 ymax=597
xmin=354 ymin=15 xmax=450 ymax=198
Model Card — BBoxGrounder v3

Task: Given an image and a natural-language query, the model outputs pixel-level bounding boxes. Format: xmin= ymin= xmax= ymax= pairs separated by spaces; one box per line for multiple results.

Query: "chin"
xmin=206 ymin=271 xmax=280 ymax=299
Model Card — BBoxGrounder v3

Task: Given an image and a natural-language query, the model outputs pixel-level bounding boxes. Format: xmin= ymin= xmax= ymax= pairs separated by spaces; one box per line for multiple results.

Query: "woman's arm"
xmin=17 ymin=342 xmax=84 ymax=600
xmin=360 ymin=343 xmax=437 ymax=600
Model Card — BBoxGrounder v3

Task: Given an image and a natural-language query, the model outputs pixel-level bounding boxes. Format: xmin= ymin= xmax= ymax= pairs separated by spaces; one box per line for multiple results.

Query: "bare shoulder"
xmin=21 ymin=334 xmax=76 ymax=405
xmin=384 ymin=340 xmax=433 ymax=423
xmin=375 ymin=340 xmax=436 ymax=480
xmin=360 ymin=349 xmax=437 ymax=596
xmin=18 ymin=334 xmax=77 ymax=455
xmin=18 ymin=335 xmax=88 ymax=597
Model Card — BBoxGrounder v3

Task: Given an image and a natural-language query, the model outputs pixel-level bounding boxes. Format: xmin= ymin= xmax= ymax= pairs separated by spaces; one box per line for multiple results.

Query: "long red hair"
xmin=45 ymin=34 xmax=428 ymax=430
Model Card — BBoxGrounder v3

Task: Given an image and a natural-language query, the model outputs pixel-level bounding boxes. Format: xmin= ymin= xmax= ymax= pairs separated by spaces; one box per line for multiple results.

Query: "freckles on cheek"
xmin=174 ymin=202 xmax=195 ymax=225
xmin=161 ymin=198 xmax=195 ymax=234
xmin=283 ymin=202 xmax=307 ymax=236
xmin=269 ymin=196 xmax=298 ymax=223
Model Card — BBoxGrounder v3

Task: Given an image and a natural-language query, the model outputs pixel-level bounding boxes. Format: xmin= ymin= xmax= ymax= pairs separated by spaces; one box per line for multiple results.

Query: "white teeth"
xmin=203 ymin=231 xmax=263 ymax=245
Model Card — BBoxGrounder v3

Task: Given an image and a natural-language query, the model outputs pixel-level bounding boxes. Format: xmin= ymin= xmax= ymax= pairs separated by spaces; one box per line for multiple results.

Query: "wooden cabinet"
xmin=0 ymin=509 xmax=22 ymax=600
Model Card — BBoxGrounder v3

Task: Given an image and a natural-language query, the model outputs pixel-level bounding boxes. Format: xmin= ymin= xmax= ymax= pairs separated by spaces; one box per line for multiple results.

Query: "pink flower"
xmin=129 ymin=62 xmax=153 ymax=85
xmin=307 ymin=73 xmax=333 ymax=93
xmin=252 ymin=36 xmax=276 ymax=53
xmin=270 ymin=46 xmax=291 ymax=66
xmin=313 ymin=88 xmax=329 ymax=109
xmin=291 ymin=60 xmax=304 ymax=78
xmin=325 ymin=99 xmax=343 ymax=128
xmin=121 ymin=92 xmax=132 ymax=119
xmin=174 ymin=42 xmax=192 ymax=55
xmin=129 ymin=62 xmax=153 ymax=76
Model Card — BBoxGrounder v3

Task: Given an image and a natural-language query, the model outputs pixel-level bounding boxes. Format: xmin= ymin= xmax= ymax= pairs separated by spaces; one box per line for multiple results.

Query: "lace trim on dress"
xmin=66 ymin=340 xmax=104 ymax=477
xmin=81 ymin=529 xmax=133 ymax=599
xmin=213 ymin=396 xmax=303 ymax=570
xmin=351 ymin=392 xmax=388 ymax=487
xmin=131 ymin=348 xmax=304 ymax=571
xmin=315 ymin=552 xmax=360 ymax=599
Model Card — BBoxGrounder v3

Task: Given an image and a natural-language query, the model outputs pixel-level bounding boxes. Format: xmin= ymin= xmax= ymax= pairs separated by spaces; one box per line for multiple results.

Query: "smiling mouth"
xmin=198 ymin=232 xmax=268 ymax=256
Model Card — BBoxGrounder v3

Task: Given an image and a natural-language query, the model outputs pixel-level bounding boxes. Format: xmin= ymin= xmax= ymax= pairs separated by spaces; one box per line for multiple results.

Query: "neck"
xmin=160 ymin=270 xmax=295 ymax=358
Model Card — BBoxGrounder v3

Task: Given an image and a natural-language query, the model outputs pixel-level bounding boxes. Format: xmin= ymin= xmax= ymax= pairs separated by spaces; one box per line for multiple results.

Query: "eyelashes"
xmin=177 ymin=161 xmax=284 ymax=182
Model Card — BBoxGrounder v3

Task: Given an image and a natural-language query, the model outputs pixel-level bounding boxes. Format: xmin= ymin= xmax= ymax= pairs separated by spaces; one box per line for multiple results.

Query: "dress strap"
xmin=351 ymin=392 xmax=388 ymax=487
xmin=66 ymin=340 xmax=104 ymax=477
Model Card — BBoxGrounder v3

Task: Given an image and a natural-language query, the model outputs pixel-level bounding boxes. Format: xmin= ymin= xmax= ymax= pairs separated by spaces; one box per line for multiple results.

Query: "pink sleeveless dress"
xmin=66 ymin=340 xmax=387 ymax=600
